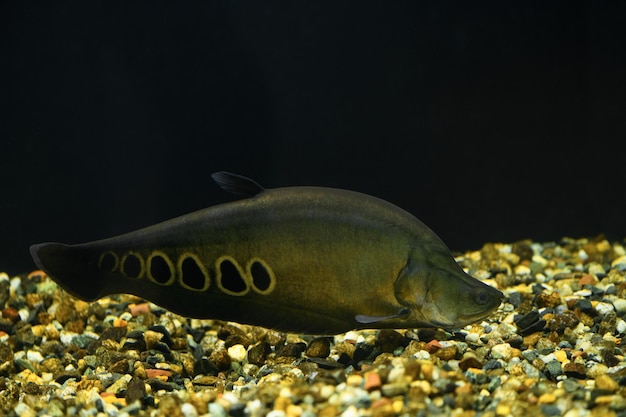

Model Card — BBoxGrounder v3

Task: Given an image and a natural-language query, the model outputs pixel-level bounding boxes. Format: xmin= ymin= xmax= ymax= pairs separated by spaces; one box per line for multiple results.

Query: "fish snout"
xmin=472 ymin=284 xmax=504 ymax=308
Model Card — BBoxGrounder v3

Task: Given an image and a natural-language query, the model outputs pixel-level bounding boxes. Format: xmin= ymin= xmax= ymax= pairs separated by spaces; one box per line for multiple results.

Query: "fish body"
xmin=30 ymin=172 xmax=502 ymax=334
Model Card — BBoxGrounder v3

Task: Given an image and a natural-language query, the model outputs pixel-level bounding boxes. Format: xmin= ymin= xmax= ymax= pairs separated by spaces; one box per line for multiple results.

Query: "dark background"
xmin=2 ymin=1 xmax=625 ymax=275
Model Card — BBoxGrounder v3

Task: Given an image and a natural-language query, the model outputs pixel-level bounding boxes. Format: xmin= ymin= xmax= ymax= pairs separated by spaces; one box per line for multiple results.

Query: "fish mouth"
xmin=455 ymin=299 xmax=503 ymax=326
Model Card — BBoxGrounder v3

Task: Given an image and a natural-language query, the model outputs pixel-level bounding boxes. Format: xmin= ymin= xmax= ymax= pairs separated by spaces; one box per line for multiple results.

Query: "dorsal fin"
xmin=211 ymin=171 xmax=265 ymax=197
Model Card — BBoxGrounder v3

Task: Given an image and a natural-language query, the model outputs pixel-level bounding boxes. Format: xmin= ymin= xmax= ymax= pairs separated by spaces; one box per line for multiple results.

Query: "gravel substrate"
xmin=2 ymin=236 xmax=626 ymax=416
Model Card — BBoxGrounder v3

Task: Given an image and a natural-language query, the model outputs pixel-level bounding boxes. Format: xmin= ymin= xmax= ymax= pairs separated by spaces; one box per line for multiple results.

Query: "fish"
xmin=30 ymin=172 xmax=503 ymax=334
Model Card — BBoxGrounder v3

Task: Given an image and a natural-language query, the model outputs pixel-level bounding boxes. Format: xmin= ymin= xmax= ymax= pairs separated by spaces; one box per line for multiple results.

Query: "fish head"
xmin=395 ymin=255 xmax=503 ymax=328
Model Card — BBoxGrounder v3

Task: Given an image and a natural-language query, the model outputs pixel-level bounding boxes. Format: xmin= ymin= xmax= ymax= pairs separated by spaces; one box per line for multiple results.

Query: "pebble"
xmin=594 ymin=301 xmax=614 ymax=315
xmin=381 ymin=382 xmax=408 ymax=397
xmin=613 ymin=298 xmax=626 ymax=314
xmin=563 ymin=362 xmax=587 ymax=379
xmin=208 ymin=402 xmax=228 ymax=417
xmin=465 ymin=332 xmax=480 ymax=343
xmin=595 ymin=374 xmax=619 ymax=392
xmin=386 ymin=365 xmax=405 ymax=383
xmin=364 ymin=372 xmax=382 ymax=391
xmin=306 ymin=337 xmax=331 ymax=358
xmin=228 ymin=344 xmax=248 ymax=363
xmin=610 ymin=255 xmax=626 ymax=268
xmin=26 ymin=350 xmax=44 ymax=363
xmin=490 ymin=343 xmax=513 ymax=361
xmin=181 ymin=402 xmax=199 ymax=417
xmin=2 ymin=236 xmax=626 ymax=416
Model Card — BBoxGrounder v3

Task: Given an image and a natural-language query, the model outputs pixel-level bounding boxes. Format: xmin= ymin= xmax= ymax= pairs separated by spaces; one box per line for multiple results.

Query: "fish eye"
xmin=475 ymin=291 xmax=489 ymax=305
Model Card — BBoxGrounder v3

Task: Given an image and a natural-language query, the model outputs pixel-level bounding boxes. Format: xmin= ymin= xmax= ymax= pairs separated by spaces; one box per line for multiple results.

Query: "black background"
xmin=2 ymin=1 xmax=625 ymax=275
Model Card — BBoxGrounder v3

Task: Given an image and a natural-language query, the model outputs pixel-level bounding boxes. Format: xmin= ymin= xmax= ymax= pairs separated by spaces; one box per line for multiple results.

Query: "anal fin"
xmin=355 ymin=308 xmax=410 ymax=324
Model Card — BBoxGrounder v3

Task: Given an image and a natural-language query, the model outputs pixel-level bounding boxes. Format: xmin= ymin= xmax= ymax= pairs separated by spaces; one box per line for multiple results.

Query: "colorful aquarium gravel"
xmin=1 ymin=236 xmax=626 ymax=416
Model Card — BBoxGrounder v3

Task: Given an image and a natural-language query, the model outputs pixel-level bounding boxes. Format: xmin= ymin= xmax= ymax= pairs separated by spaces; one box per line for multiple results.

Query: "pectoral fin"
xmin=355 ymin=308 xmax=410 ymax=324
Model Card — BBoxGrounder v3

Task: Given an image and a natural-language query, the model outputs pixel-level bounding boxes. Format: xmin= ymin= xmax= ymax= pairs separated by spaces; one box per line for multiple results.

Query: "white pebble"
xmin=319 ymin=384 xmax=335 ymax=399
xmin=341 ymin=405 xmax=359 ymax=417
xmin=18 ymin=308 xmax=30 ymax=322
xmin=539 ymin=353 xmax=557 ymax=364
xmin=498 ymin=244 xmax=512 ymax=254
xmin=181 ymin=403 xmax=198 ymax=417
xmin=532 ymin=254 xmax=549 ymax=266
xmin=491 ymin=322 xmax=518 ymax=340
xmin=221 ymin=391 xmax=240 ymax=405
xmin=279 ymin=387 xmax=293 ymax=399
xmin=266 ymin=411 xmax=286 ymax=417
xmin=10 ymin=277 xmax=22 ymax=292
xmin=26 ymin=350 xmax=44 ymax=363
xmin=13 ymin=402 xmax=35 ymax=417
xmin=612 ymin=299 xmax=626 ymax=314
xmin=595 ymin=302 xmax=615 ymax=316
xmin=515 ymin=264 xmax=531 ymax=275
xmin=465 ymin=333 xmax=480 ymax=343
xmin=616 ymin=319 xmax=626 ymax=335
xmin=387 ymin=366 xmax=405 ymax=383
xmin=246 ymin=399 xmax=263 ymax=417
xmin=587 ymin=263 xmax=605 ymax=276
xmin=227 ymin=344 xmax=248 ymax=363
xmin=473 ymin=269 xmax=491 ymax=280
xmin=413 ymin=350 xmax=431 ymax=360
xmin=119 ymin=312 xmax=133 ymax=321
xmin=339 ymin=392 xmax=358 ymax=408
xmin=337 ymin=331 xmax=360 ymax=343
xmin=208 ymin=403 xmax=227 ymax=417
xmin=60 ymin=331 xmax=78 ymax=346
xmin=490 ymin=343 xmax=513 ymax=361
xmin=502 ymin=312 xmax=517 ymax=324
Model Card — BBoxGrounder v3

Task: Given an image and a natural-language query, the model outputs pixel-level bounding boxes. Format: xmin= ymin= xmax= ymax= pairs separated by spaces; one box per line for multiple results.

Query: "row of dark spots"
xmin=148 ymin=253 xmax=206 ymax=291
xmin=219 ymin=259 xmax=246 ymax=293
xmin=181 ymin=257 xmax=205 ymax=290
xmin=122 ymin=254 xmax=142 ymax=278
xmin=99 ymin=252 xmax=118 ymax=272
xmin=249 ymin=260 xmax=272 ymax=292
xmin=150 ymin=255 xmax=172 ymax=284
xmin=218 ymin=258 xmax=272 ymax=293
xmin=102 ymin=251 xmax=273 ymax=294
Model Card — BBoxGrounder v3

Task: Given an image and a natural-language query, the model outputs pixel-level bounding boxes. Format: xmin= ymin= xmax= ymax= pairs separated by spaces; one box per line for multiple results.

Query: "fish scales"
xmin=30 ymin=172 xmax=503 ymax=334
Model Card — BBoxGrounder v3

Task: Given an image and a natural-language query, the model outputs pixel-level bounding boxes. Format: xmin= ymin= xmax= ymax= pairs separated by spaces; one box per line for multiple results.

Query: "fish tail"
xmin=30 ymin=242 xmax=108 ymax=301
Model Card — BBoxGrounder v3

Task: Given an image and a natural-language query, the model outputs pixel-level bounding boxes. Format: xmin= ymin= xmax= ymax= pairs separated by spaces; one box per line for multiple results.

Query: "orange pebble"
xmin=578 ymin=274 xmax=596 ymax=286
xmin=113 ymin=318 xmax=128 ymax=327
xmin=371 ymin=398 xmax=392 ymax=410
xmin=364 ymin=372 xmax=382 ymax=391
xmin=2 ymin=308 xmax=20 ymax=323
xmin=27 ymin=270 xmax=47 ymax=279
xmin=425 ymin=339 xmax=442 ymax=353
xmin=129 ymin=302 xmax=151 ymax=316
xmin=145 ymin=369 xmax=172 ymax=379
